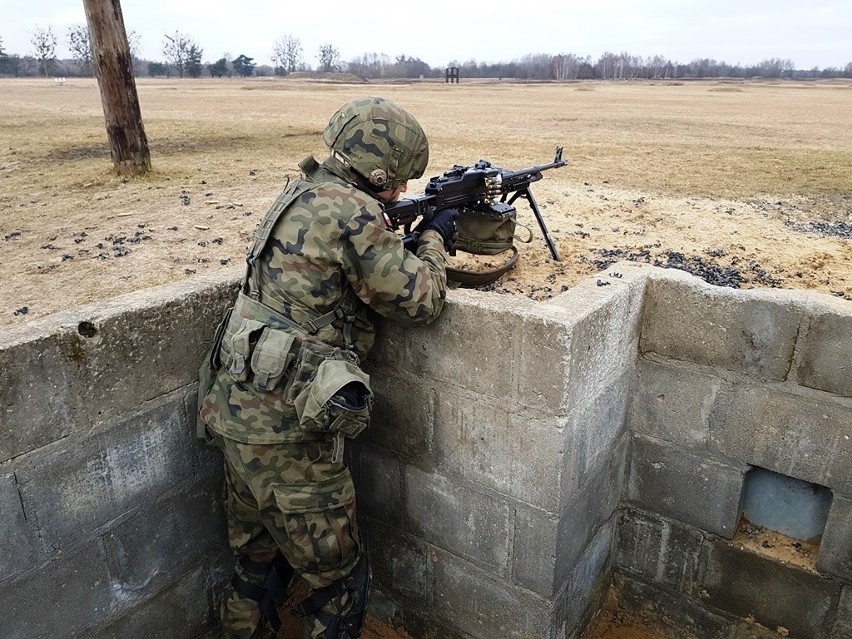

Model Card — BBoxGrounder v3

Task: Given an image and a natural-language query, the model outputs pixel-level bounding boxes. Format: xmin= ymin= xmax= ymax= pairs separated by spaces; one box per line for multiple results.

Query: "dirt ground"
xmin=1 ymin=78 xmax=850 ymax=327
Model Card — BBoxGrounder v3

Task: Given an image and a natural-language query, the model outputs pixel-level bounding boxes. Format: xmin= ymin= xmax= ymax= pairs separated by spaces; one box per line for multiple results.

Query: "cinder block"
xmin=71 ymin=277 xmax=237 ymax=425
xmin=515 ymin=304 xmax=575 ymax=415
xmin=431 ymin=387 xmax=565 ymax=512
xmin=404 ymin=466 xmax=510 ymax=571
xmin=364 ymin=520 xmax=428 ymax=605
xmin=796 ymin=300 xmax=852 ymax=397
xmin=0 ymin=329 xmax=82 ymax=461
xmin=816 ymin=494 xmax=852 ymax=581
xmin=697 ymin=537 xmax=842 ymax=639
xmin=103 ymin=480 xmax=228 ymax=594
xmin=513 ymin=438 xmax=625 ymax=597
xmin=551 ymin=517 xmax=616 ymax=639
xmin=0 ymin=470 xmax=39 ymax=582
xmin=552 ymin=278 xmax=643 ymax=418
xmin=400 ymin=290 xmax=525 ymax=401
xmin=831 ymin=585 xmax=852 ymax=639
xmin=641 ymin=275 xmax=803 ymax=381
xmin=0 ymin=539 xmax=114 ymax=638
xmin=87 ymin=566 xmax=212 ymax=639
xmin=612 ymin=573 xmax=733 ymax=639
xmin=431 ymin=550 xmax=551 ymax=639
xmin=627 ymin=435 xmax=747 ymax=538
xmin=558 ymin=437 xmax=625 ymax=576
xmin=629 ymin=358 xmax=723 ymax=448
xmin=352 ymin=445 xmax=404 ymax=525
xmin=712 ymin=385 xmax=852 ymax=494
xmin=562 ymin=373 xmax=630 ymax=494
xmin=16 ymin=392 xmax=196 ymax=548
xmin=361 ymin=366 xmax=434 ymax=464
xmin=616 ymin=508 xmax=704 ymax=593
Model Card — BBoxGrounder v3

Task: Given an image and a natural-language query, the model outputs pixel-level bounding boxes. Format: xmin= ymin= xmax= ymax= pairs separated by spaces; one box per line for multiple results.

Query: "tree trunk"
xmin=82 ymin=0 xmax=150 ymax=175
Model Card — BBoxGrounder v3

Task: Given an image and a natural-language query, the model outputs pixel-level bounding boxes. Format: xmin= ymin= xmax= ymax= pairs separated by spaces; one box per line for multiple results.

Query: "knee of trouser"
xmin=229 ymin=554 xmax=295 ymax=635
xmin=300 ymin=553 xmax=371 ymax=639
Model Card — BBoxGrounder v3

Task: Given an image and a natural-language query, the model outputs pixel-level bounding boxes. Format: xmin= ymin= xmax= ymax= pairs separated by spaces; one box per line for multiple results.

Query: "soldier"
xmin=197 ymin=97 xmax=458 ymax=639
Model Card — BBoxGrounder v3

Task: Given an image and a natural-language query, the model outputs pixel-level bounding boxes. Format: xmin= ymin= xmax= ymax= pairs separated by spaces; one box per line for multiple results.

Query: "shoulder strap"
xmin=243 ymin=177 xmax=317 ymax=299
xmin=446 ymin=247 xmax=518 ymax=288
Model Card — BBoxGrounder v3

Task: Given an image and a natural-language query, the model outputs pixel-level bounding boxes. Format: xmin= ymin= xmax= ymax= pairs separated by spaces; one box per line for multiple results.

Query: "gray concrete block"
xmin=0 ymin=330 xmax=81 ymax=461
xmin=16 ymin=392 xmax=196 ymax=548
xmin=0 ymin=469 xmax=38 ymax=583
xmin=365 ymin=520 xmax=428 ymax=605
xmin=511 ymin=505 xmax=559 ymax=597
xmin=612 ymin=573 xmax=733 ymax=639
xmin=513 ymin=439 xmax=625 ymax=598
xmin=616 ymin=508 xmax=704 ymax=593
xmin=712 ymin=385 xmax=852 ymax=494
xmin=432 ymin=387 xmax=565 ymax=512
xmin=515 ymin=304 xmax=576 ymax=415
xmin=562 ymin=373 xmax=630 ymax=494
xmin=361 ymin=366 xmax=434 ymax=464
xmin=628 ymin=435 xmax=747 ymax=538
xmin=87 ymin=566 xmax=212 ymax=639
xmin=405 ymin=466 xmax=510 ymax=570
xmin=816 ymin=494 xmax=852 ymax=581
xmin=353 ymin=445 xmax=404 ymax=525
xmin=0 ymin=539 xmax=114 ymax=639
xmin=552 ymin=517 xmax=616 ymax=639
xmin=640 ymin=275 xmax=804 ymax=381
xmin=103 ymin=480 xmax=228 ymax=595
xmin=400 ymin=290 xmax=524 ymax=400
xmin=549 ymin=279 xmax=644 ymax=420
xmin=697 ymin=537 xmax=842 ymax=639
xmin=72 ymin=278 xmax=236 ymax=425
xmin=831 ymin=584 xmax=852 ymax=639
xmin=796 ymin=300 xmax=852 ymax=397
xmin=431 ymin=550 xmax=551 ymax=639
xmin=629 ymin=358 xmax=723 ymax=448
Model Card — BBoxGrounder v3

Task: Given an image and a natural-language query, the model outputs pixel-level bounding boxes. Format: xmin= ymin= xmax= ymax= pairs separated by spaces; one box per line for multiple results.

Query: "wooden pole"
xmin=82 ymin=0 xmax=151 ymax=175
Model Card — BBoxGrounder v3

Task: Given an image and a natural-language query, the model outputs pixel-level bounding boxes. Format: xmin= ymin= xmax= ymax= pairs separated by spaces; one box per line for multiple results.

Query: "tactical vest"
xmin=197 ymin=161 xmax=373 ymax=456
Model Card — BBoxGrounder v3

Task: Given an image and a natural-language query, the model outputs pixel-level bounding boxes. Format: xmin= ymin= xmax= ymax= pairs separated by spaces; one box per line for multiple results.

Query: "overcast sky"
xmin=2 ymin=0 xmax=851 ymax=70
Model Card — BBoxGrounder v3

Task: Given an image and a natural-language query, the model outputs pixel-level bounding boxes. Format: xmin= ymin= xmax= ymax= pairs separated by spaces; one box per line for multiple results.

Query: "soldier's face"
xmin=377 ymin=182 xmax=407 ymax=204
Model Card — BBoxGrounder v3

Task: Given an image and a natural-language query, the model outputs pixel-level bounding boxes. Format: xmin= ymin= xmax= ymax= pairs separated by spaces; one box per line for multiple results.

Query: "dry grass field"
xmin=1 ymin=77 xmax=851 ymax=327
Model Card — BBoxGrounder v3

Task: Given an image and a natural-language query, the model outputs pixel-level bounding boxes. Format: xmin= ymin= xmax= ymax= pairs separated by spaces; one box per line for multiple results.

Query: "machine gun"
xmin=384 ymin=147 xmax=567 ymax=261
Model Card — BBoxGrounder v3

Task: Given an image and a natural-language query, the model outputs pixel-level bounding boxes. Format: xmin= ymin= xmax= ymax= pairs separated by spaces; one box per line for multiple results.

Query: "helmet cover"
xmin=323 ymin=97 xmax=429 ymax=190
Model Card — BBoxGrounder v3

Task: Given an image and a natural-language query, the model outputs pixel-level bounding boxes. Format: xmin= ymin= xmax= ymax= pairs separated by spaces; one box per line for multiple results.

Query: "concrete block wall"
xmin=2 ymin=261 xmax=850 ymax=639
xmin=619 ymin=267 xmax=852 ymax=639
xmin=0 ymin=271 xmax=240 ymax=639
xmin=356 ymin=263 xmax=649 ymax=639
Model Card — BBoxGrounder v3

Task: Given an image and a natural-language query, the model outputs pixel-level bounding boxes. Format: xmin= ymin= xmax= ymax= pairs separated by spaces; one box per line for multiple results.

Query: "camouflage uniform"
xmin=198 ymin=98 xmax=448 ymax=639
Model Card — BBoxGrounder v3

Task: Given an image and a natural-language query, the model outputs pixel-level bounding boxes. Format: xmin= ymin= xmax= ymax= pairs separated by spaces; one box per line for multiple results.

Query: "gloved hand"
xmin=416 ymin=208 xmax=460 ymax=251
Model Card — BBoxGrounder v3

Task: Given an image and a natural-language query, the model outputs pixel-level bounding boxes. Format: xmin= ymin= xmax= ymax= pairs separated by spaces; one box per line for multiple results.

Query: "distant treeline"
xmin=2 ymin=28 xmax=850 ymax=80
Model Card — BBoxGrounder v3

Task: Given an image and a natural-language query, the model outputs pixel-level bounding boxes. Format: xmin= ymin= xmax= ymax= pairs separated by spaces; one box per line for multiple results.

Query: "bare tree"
xmin=272 ymin=34 xmax=303 ymax=74
xmin=31 ymin=25 xmax=57 ymax=77
xmin=162 ymin=31 xmax=199 ymax=78
xmin=318 ymin=44 xmax=340 ymax=73
xmin=68 ymin=24 xmax=93 ymax=76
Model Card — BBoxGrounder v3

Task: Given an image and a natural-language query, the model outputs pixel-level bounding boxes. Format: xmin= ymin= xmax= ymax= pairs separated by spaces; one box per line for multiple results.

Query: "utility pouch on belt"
xmin=294 ymin=358 xmax=373 ymax=463
xmin=219 ymin=315 xmax=297 ymax=392
xmin=448 ymin=202 xmax=532 ymax=287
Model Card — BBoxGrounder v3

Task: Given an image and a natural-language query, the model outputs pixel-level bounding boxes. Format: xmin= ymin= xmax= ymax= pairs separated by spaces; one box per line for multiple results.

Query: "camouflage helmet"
xmin=323 ymin=97 xmax=429 ymax=191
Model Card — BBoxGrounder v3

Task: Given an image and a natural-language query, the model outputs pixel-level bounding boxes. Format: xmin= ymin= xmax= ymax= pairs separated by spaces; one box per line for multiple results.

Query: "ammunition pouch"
xmin=204 ymin=295 xmax=372 ymax=455
xmin=448 ymin=202 xmax=532 ymax=287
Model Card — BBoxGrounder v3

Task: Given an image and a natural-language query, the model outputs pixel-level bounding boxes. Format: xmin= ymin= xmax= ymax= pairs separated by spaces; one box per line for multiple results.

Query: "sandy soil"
xmin=1 ymin=78 xmax=850 ymax=327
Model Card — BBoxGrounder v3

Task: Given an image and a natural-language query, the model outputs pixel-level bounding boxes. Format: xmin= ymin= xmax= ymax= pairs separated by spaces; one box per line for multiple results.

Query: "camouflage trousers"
xmin=214 ymin=433 xmax=362 ymax=639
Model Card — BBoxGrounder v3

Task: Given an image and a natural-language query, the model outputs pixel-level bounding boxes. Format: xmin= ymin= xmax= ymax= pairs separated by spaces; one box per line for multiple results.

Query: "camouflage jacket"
xmin=199 ymin=155 xmax=448 ymax=443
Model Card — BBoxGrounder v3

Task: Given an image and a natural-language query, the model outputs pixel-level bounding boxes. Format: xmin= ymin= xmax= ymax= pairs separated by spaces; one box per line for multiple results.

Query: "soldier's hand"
xmin=419 ymin=208 xmax=460 ymax=251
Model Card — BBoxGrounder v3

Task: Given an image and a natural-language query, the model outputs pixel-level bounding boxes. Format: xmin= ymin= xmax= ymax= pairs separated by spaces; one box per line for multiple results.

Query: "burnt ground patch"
xmin=587 ymin=248 xmax=783 ymax=289
xmin=784 ymin=219 xmax=852 ymax=239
